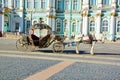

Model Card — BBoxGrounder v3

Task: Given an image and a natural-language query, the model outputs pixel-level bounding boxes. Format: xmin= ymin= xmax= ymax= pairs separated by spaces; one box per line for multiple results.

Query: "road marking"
xmin=25 ymin=61 xmax=75 ymax=80
xmin=0 ymin=50 xmax=120 ymax=61
xmin=0 ymin=53 xmax=120 ymax=66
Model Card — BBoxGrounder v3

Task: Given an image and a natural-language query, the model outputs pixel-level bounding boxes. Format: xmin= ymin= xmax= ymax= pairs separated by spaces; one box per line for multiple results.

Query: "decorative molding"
xmin=117 ymin=32 xmax=120 ymax=35
xmin=46 ymin=15 xmax=56 ymax=18
xmin=0 ymin=11 xmax=4 ymax=14
xmin=117 ymin=16 xmax=120 ymax=20
xmin=82 ymin=13 xmax=88 ymax=17
xmin=110 ymin=13 xmax=116 ymax=16
xmin=90 ymin=16 xmax=95 ymax=21
xmin=96 ymin=13 xmax=101 ymax=17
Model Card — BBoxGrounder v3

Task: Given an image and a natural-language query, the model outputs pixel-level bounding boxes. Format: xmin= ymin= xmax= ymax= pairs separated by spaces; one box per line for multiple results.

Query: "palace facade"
xmin=0 ymin=0 xmax=120 ymax=40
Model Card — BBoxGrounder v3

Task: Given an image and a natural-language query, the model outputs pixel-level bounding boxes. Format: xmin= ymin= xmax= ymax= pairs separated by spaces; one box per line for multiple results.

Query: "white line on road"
xmin=0 ymin=53 xmax=120 ymax=66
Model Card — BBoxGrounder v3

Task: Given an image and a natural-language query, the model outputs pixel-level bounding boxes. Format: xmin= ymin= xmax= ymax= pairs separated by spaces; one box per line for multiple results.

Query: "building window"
xmin=73 ymin=0 xmax=78 ymax=10
xmin=34 ymin=0 xmax=39 ymax=9
xmin=89 ymin=0 xmax=97 ymax=6
xmin=41 ymin=0 xmax=46 ymax=8
xmin=65 ymin=0 xmax=69 ymax=10
xmin=27 ymin=0 xmax=32 ymax=8
xmin=102 ymin=20 xmax=108 ymax=32
xmin=56 ymin=22 xmax=61 ymax=32
xmin=12 ymin=0 xmax=15 ymax=8
xmin=27 ymin=21 xmax=30 ymax=28
xmin=72 ymin=23 xmax=76 ymax=32
xmin=90 ymin=21 xmax=95 ymax=31
xmin=118 ymin=0 xmax=120 ymax=5
xmin=15 ymin=22 xmax=19 ymax=31
xmin=57 ymin=0 xmax=61 ymax=11
xmin=15 ymin=0 xmax=20 ymax=8
xmin=4 ymin=0 xmax=8 ymax=7
xmin=56 ymin=19 xmax=62 ymax=33
xmin=117 ymin=21 xmax=120 ymax=32
xmin=102 ymin=0 xmax=110 ymax=6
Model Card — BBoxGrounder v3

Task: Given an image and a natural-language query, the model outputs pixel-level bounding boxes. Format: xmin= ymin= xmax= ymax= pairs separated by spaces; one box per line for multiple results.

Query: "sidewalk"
xmin=0 ymin=33 xmax=21 ymax=39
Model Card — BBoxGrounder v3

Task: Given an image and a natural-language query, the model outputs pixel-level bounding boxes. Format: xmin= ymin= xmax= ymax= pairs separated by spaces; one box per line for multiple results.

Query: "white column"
xmin=110 ymin=14 xmax=115 ymax=40
xmin=96 ymin=11 xmax=101 ymax=34
xmin=0 ymin=14 xmax=4 ymax=34
xmin=20 ymin=0 xmax=23 ymax=10
xmin=82 ymin=16 xmax=88 ymax=35
xmin=19 ymin=13 xmax=23 ymax=32
xmin=82 ymin=0 xmax=89 ymax=36
xmin=0 ymin=0 xmax=4 ymax=36
xmin=8 ymin=0 xmax=12 ymax=9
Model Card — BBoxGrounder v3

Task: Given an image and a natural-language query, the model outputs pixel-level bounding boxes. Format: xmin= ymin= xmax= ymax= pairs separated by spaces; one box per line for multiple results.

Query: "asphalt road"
xmin=0 ymin=38 xmax=120 ymax=80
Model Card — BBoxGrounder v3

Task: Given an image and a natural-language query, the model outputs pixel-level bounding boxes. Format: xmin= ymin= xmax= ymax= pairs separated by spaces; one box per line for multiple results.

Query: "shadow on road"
xmin=35 ymin=50 xmax=120 ymax=56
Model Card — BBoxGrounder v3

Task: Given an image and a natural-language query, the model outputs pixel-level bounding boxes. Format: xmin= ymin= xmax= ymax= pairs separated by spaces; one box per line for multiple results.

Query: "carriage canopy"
xmin=29 ymin=23 xmax=52 ymax=38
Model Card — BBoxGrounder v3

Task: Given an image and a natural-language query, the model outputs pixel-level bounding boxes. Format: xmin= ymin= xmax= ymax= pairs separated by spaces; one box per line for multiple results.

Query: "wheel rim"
xmin=16 ymin=39 xmax=28 ymax=51
xmin=26 ymin=40 xmax=35 ymax=52
xmin=53 ymin=42 xmax=64 ymax=53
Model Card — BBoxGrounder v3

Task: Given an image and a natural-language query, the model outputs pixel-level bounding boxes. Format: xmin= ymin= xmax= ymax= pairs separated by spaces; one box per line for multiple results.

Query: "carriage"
xmin=16 ymin=23 xmax=65 ymax=52
xmin=16 ymin=23 xmax=97 ymax=54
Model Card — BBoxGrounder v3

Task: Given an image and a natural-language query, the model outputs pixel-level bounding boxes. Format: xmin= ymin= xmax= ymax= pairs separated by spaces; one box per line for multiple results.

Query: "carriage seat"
xmin=31 ymin=34 xmax=39 ymax=46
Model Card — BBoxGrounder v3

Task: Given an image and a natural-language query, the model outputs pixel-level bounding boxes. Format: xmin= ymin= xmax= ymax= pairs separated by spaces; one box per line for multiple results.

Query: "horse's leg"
xmin=75 ymin=42 xmax=79 ymax=54
xmin=90 ymin=41 xmax=96 ymax=55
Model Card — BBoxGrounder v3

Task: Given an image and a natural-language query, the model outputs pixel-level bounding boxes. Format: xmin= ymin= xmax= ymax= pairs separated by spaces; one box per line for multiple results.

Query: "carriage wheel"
xmin=16 ymin=38 xmax=28 ymax=51
xmin=53 ymin=42 xmax=64 ymax=53
xmin=26 ymin=39 xmax=36 ymax=52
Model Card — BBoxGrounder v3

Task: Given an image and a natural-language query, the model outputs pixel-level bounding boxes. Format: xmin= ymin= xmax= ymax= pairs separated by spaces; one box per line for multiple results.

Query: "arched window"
xmin=102 ymin=0 xmax=110 ymax=6
xmin=27 ymin=0 xmax=32 ymax=8
xmin=72 ymin=23 xmax=76 ymax=32
xmin=73 ymin=0 xmax=78 ymax=10
xmin=90 ymin=21 xmax=95 ymax=31
xmin=56 ymin=19 xmax=62 ymax=33
xmin=89 ymin=0 xmax=97 ymax=6
xmin=4 ymin=0 xmax=8 ymax=7
xmin=102 ymin=20 xmax=108 ymax=32
xmin=118 ymin=0 xmax=120 ymax=5
xmin=12 ymin=0 xmax=15 ymax=8
xmin=15 ymin=0 xmax=20 ymax=8
xmin=117 ymin=21 xmax=120 ymax=32
xmin=65 ymin=0 xmax=69 ymax=10
xmin=34 ymin=0 xmax=39 ymax=9
xmin=41 ymin=0 xmax=46 ymax=8
xmin=57 ymin=0 xmax=61 ymax=11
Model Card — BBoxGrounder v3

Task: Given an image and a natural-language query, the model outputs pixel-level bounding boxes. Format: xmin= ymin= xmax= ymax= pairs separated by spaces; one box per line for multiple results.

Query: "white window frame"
xmin=15 ymin=0 xmax=20 ymax=8
xmin=56 ymin=0 xmax=61 ymax=11
xmin=56 ymin=19 xmax=62 ymax=33
xmin=64 ymin=0 xmax=69 ymax=10
xmin=73 ymin=0 xmax=78 ymax=10
xmin=102 ymin=19 xmax=109 ymax=32
xmin=90 ymin=21 xmax=95 ymax=32
xmin=118 ymin=0 xmax=120 ymax=6
xmin=41 ymin=0 xmax=46 ymax=9
xmin=89 ymin=0 xmax=97 ymax=6
xmin=102 ymin=0 xmax=110 ymax=6
xmin=117 ymin=21 xmax=120 ymax=32
xmin=34 ymin=0 xmax=39 ymax=9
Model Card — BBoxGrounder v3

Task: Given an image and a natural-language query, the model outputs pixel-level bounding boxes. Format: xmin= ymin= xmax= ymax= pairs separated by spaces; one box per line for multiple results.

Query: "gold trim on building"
xmin=82 ymin=13 xmax=88 ymax=17
xmin=117 ymin=32 xmax=120 ymax=35
xmin=96 ymin=13 xmax=101 ymax=17
xmin=90 ymin=16 xmax=95 ymax=21
xmin=112 ymin=2 xmax=116 ymax=4
xmin=110 ymin=13 xmax=116 ymax=16
xmin=117 ymin=16 xmax=120 ymax=20
xmin=46 ymin=15 xmax=56 ymax=18
xmin=0 ymin=11 xmax=4 ymax=14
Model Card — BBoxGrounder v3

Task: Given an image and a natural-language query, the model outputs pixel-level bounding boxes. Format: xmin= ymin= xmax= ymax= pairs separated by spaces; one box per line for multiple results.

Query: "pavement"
xmin=0 ymin=36 xmax=120 ymax=80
